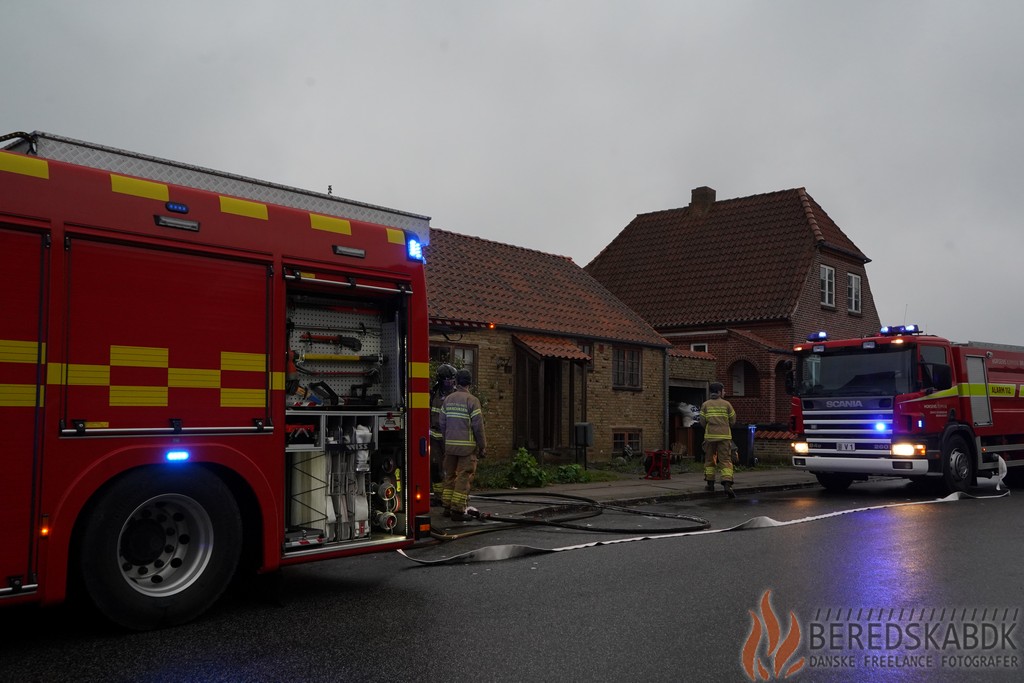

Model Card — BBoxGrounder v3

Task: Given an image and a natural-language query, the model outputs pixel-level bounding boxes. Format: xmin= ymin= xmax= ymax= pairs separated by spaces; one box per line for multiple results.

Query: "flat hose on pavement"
xmin=430 ymin=491 xmax=710 ymax=540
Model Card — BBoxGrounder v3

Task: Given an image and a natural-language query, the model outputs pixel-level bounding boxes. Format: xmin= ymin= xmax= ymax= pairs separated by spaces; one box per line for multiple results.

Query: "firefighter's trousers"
xmin=442 ymin=453 xmax=478 ymax=513
xmin=703 ymin=439 xmax=734 ymax=483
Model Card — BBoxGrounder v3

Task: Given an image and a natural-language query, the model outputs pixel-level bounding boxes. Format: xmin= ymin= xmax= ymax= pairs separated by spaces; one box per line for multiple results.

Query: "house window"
xmin=847 ymin=273 xmax=862 ymax=313
xmin=690 ymin=343 xmax=708 ymax=353
xmin=612 ymin=347 xmax=642 ymax=389
xmin=729 ymin=360 xmax=760 ymax=398
xmin=613 ymin=429 xmax=642 ymax=457
xmin=732 ymin=364 xmax=745 ymax=396
xmin=820 ymin=265 xmax=835 ymax=307
xmin=430 ymin=343 xmax=477 ymax=381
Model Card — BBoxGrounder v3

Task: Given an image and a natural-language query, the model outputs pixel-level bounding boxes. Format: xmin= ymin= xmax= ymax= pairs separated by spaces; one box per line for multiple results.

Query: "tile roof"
xmin=727 ymin=328 xmax=793 ymax=352
xmin=668 ymin=346 xmax=716 ymax=361
xmin=585 ymin=187 xmax=868 ymax=328
xmin=425 ymin=229 xmax=669 ymax=347
xmin=514 ymin=334 xmax=592 ymax=361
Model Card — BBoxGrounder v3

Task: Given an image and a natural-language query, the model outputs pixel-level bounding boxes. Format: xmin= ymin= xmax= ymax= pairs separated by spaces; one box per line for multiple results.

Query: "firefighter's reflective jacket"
xmin=439 ymin=387 xmax=486 ymax=457
xmin=699 ymin=397 xmax=736 ymax=441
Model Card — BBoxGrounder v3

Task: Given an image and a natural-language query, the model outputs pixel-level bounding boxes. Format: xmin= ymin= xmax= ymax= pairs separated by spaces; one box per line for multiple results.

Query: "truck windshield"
xmin=797 ymin=346 xmax=914 ymax=397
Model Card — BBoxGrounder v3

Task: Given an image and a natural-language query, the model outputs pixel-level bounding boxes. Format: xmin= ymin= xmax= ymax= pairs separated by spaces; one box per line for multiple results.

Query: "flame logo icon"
xmin=741 ymin=590 xmax=806 ymax=681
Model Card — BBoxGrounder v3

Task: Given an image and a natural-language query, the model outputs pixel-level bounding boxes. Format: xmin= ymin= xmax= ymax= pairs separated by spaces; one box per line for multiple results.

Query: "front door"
xmin=513 ymin=350 xmax=564 ymax=450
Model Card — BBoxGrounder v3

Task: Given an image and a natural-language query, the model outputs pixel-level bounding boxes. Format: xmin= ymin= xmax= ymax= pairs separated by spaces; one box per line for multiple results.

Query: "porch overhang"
xmin=513 ymin=334 xmax=591 ymax=361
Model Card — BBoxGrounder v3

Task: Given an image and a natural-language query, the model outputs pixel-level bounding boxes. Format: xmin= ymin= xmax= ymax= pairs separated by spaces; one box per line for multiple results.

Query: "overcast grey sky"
xmin=4 ymin=1 xmax=1022 ymax=344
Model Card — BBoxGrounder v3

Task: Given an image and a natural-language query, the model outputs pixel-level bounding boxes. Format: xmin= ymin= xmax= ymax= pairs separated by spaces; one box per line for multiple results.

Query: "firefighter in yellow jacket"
xmin=439 ymin=369 xmax=486 ymax=521
xmin=429 ymin=364 xmax=457 ymax=503
xmin=700 ymin=382 xmax=737 ymax=498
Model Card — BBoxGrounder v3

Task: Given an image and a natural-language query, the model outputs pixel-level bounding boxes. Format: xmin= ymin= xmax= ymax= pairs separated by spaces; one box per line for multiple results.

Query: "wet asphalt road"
xmin=3 ymin=478 xmax=1022 ymax=682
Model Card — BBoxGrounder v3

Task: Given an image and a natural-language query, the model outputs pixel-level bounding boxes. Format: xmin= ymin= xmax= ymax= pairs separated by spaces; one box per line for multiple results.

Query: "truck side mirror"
xmin=932 ymin=364 xmax=952 ymax=391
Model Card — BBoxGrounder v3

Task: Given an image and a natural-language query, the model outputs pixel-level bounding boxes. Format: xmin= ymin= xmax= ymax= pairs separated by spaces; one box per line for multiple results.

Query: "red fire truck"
xmin=0 ymin=132 xmax=433 ymax=629
xmin=790 ymin=324 xmax=1024 ymax=493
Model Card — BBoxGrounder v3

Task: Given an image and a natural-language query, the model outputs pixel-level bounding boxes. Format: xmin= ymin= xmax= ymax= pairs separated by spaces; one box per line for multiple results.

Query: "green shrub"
xmin=508 ymin=448 xmax=547 ymax=488
xmin=554 ymin=463 xmax=586 ymax=484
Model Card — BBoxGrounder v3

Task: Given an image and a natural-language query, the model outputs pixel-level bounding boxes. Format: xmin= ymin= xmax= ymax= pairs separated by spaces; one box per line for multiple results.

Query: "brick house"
xmin=586 ymin=186 xmax=881 ymax=429
xmin=425 ymin=228 xmax=713 ymax=463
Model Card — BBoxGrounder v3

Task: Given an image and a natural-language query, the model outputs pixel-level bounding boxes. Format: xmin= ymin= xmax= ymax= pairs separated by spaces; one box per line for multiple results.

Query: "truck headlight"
xmin=792 ymin=442 xmax=809 ymax=455
xmin=892 ymin=443 xmax=926 ymax=457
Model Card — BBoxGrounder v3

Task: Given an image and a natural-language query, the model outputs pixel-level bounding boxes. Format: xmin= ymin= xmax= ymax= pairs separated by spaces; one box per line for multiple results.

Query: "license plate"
xmin=837 ymin=441 xmax=856 ymax=452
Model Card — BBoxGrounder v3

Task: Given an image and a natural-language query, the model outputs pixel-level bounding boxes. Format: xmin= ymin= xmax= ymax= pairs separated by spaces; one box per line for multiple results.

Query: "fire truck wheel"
xmin=942 ymin=435 xmax=973 ymax=494
xmin=78 ymin=466 xmax=242 ymax=631
xmin=815 ymin=473 xmax=853 ymax=492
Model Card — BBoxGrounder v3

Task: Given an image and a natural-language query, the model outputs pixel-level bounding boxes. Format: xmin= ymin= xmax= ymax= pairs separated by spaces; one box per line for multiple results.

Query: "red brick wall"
xmin=660 ymin=251 xmax=881 ymax=426
xmin=429 ymin=329 xmax=669 ymax=462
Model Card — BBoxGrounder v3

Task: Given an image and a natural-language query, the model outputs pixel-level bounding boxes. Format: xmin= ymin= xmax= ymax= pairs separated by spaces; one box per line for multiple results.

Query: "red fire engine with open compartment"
xmin=790 ymin=324 xmax=1024 ymax=493
xmin=0 ymin=132 xmax=433 ymax=629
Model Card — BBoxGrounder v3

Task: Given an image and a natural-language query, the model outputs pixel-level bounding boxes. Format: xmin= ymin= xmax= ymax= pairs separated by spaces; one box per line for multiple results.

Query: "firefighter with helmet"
xmin=439 ymin=368 xmax=486 ymax=521
xmin=429 ymin=363 xmax=457 ymax=503
xmin=699 ymin=381 xmax=737 ymax=498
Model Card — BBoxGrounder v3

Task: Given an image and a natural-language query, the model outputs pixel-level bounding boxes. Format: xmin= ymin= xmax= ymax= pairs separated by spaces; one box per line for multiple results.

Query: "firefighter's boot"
xmin=723 ymin=481 xmax=736 ymax=499
xmin=705 ymin=480 xmax=715 ymax=492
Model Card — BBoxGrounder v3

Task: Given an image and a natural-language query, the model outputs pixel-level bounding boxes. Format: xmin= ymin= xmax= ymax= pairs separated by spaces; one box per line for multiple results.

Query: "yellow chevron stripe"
xmin=110 ymin=385 xmax=167 ymax=406
xmin=220 ymin=196 xmax=268 ymax=220
xmin=111 ymin=345 xmax=169 ymax=367
xmin=410 ymin=362 xmax=430 ymax=379
xmin=0 ymin=151 xmax=48 ymax=179
xmin=271 ymin=371 xmax=285 ymax=391
xmin=386 ymin=228 xmax=405 ymax=245
xmin=168 ymin=368 xmax=221 ymax=388
xmin=0 ymin=383 xmax=43 ymax=407
xmin=310 ymin=214 xmax=352 ymax=234
xmin=66 ymin=364 xmax=110 ymax=386
xmin=0 ymin=339 xmax=45 ymax=363
xmin=410 ymin=391 xmax=430 ymax=409
xmin=110 ymin=174 xmax=169 ymax=201
xmin=221 ymin=351 xmax=265 ymax=372
xmin=220 ymin=388 xmax=265 ymax=407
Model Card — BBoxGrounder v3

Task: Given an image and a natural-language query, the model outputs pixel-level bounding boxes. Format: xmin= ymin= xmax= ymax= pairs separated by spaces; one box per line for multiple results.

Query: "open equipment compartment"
xmin=283 ymin=283 xmax=411 ymax=552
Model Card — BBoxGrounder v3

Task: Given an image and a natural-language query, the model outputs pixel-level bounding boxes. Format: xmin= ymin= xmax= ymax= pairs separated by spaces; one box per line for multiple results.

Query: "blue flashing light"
xmin=880 ymin=324 xmax=921 ymax=337
xmin=407 ymin=238 xmax=424 ymax=261
xmin=166 ymin=449 xmax=190 ymax=462
xmin=874 ymin=422 xmax=887 ymax=432
xmin=807 ymin=330 xmax=828 ymax=342
xmin=165 ymin=201 xmax=189 ymax=214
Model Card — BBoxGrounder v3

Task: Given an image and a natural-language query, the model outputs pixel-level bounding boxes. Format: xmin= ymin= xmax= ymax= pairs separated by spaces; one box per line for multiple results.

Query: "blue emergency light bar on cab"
xmin=880 ymin=324 xmax=920 ymax=336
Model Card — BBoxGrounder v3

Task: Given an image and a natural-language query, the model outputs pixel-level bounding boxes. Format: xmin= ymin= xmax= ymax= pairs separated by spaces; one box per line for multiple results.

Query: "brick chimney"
xmin=690 ymin=186 xmax=716 ymax=214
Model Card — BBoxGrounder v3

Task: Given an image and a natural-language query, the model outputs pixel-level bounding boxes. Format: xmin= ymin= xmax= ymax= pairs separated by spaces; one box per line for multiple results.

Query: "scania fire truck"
xmin=790 ymin=325 xmax=1024 ymax=493
xmin=0 ymin=132 xmax=433 ymax=629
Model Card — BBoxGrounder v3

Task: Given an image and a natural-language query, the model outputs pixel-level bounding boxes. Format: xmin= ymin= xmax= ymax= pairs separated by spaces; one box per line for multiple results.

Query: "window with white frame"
xmin=820 ymin=265 xmax=835 ymax=307
xmin=691 ymin=343 xmax=708 ymax=353
xmin=612 ymin=347 xmax=642 ymax=389
xmin=847 ymin=273 xmax=862 ymax=313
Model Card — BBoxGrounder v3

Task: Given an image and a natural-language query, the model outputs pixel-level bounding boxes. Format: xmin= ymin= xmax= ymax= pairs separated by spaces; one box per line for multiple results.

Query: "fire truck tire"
xmin=815 ymin=473 xmax=854 ymax=492
xmin=78 ymin=466 xmax=243 ymax=631
xmin=942 ymin=435 xmax=973 ymax=494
